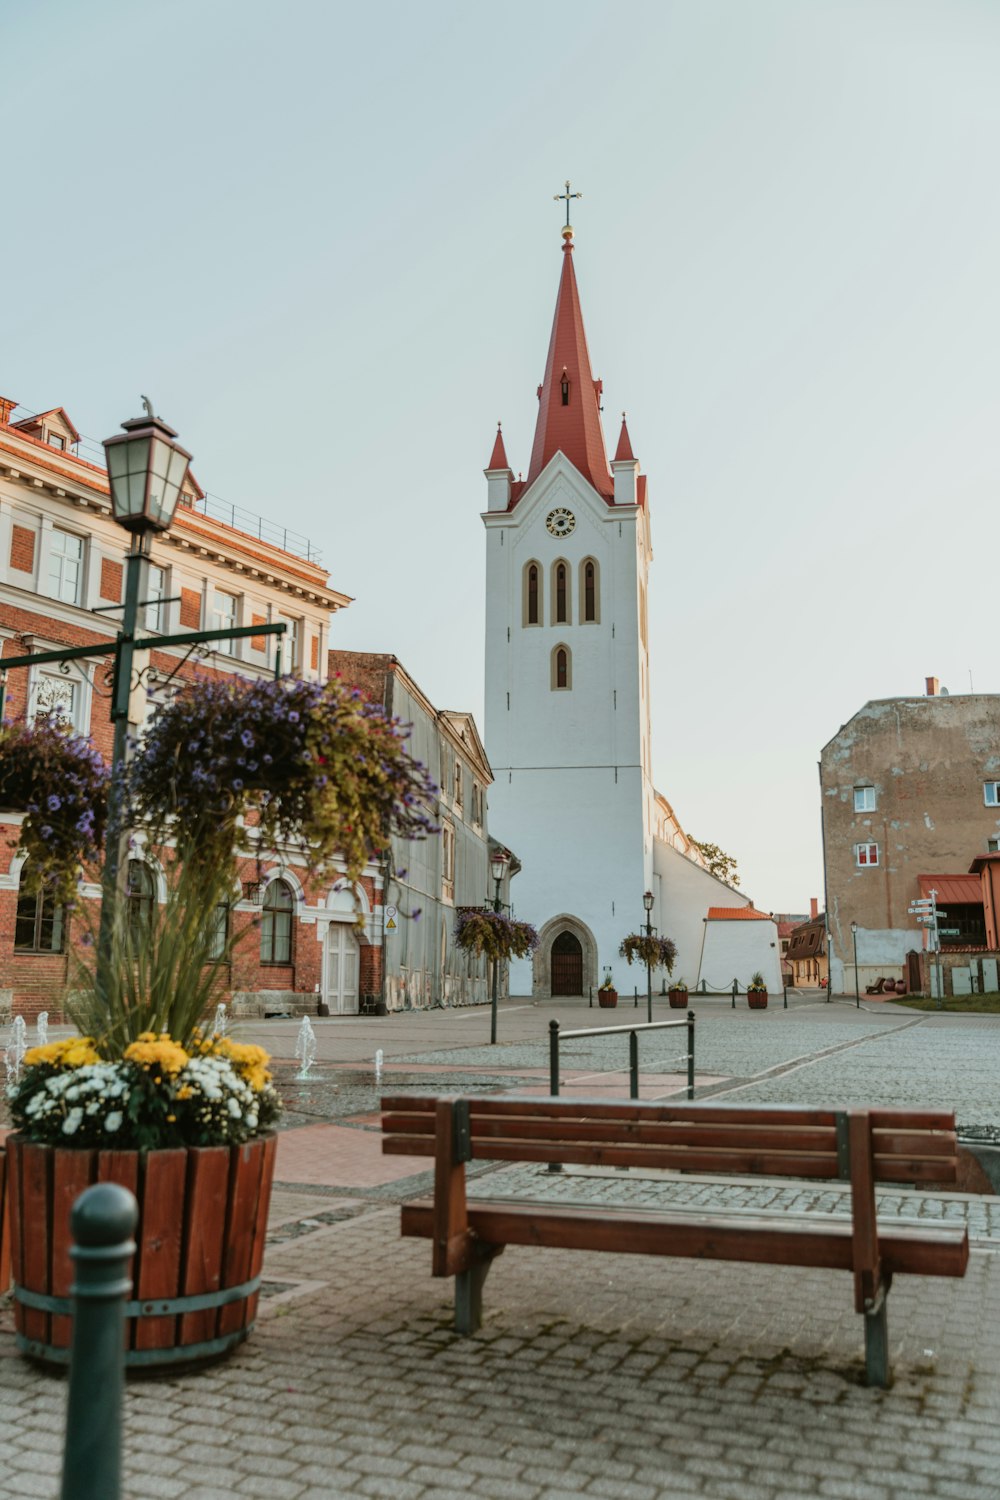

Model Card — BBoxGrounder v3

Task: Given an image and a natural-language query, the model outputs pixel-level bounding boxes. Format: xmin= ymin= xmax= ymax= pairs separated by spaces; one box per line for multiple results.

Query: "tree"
xmin=690 ymin=838 xmax=740 ymax=888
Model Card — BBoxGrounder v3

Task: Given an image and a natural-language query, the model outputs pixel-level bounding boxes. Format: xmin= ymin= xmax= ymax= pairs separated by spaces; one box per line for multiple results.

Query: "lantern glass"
xmin=490 ymin=851 xmax=509 ymax=884
xmin=104 ymin=413 xmax=191 ymax=535
xmin=643 ymin=889 xmax=654 ymax=912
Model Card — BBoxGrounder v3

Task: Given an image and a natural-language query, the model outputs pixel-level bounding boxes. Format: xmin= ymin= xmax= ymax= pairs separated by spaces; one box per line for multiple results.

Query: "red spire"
xmin=487 ymin=422 xmax=510 ymax=471
xmin=525 ymin=231 xmax=613 ymax=501
xmin=614 ymin=412 xmax=635 ymax=462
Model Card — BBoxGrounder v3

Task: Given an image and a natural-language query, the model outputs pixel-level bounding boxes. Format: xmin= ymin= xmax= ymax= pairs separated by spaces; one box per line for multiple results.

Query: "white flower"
xmin=63 ymin=1108 xmax=84 ymax=1136
xmin=227 ymin=1098 xmax=241 ymax=1119
xmin=105 ymin=1111 xmax=123 ymax=1133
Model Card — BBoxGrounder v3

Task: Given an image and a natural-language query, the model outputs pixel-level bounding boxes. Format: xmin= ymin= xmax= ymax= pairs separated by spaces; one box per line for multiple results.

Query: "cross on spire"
xmin=553 ymin=179 xmax=582 ymax=229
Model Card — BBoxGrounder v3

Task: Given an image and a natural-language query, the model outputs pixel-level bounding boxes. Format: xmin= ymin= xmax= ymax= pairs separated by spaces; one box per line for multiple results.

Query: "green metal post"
xmin=687 ymin=1011 xmax=695 ymax=1100
xmin=629 ymin=1029 xmax=639 ymax=1100
xmin=96 ymin=537 xmax=148 ymax=985
xmin=60 ymin=1183 xmax=138 ymax=1500
xmin=732 ymin=979 xmax=737 ymax=1009
xmin=549 ymin=1019 xmax=560 ymax=1097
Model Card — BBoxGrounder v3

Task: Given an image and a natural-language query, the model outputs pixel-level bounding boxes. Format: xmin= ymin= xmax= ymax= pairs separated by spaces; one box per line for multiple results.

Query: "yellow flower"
xmin=24 ymin=1038 xmax=102 ymax=1070
xmin=214 ymin=1039 xmax=272 ymax=1091
xmin=177 ymin=1085 xmax=194 ymax=1100
xmin=123 ymin=1037 xmax=190 ymax=1077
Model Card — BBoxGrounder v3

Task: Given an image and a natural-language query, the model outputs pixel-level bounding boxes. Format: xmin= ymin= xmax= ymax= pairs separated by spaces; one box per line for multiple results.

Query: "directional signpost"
xmin=908 ymin=891 xmax=945 ymax=1007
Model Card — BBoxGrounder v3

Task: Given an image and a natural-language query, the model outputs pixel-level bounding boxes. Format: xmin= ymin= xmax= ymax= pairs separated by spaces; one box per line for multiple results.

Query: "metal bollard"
xmin=548 ymin=1019 xmax=560 ymax=1097
xmin=783 ymin=985 xmax=788 ymax=1009
xmin=633 ymin=986 xmax=638 ymax=1008
xmin=629 ymin=1030 xmax=639 ymax=1100
xmin=589 ymin=985 xmax=592 ymax=1008
xmin=687 ymin=1010 xmax=695 ymax=1100
xmin=60 ymin=1182 xmax=138 ymax=1500
xmin=731 ymin=979 xmax=737 ymax=1009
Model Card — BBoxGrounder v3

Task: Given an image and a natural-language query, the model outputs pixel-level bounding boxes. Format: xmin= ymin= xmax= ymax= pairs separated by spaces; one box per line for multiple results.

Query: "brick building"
xmin=0 ymin=394 xmax=363 ymax=1021
xmin=821 ymin=680 xmax=1000 ymax=995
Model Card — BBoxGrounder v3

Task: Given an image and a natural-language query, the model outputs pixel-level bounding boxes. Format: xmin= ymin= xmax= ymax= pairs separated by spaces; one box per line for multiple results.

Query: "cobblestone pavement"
xmin=4 ymin=1000 xmax=1000 ymax=1498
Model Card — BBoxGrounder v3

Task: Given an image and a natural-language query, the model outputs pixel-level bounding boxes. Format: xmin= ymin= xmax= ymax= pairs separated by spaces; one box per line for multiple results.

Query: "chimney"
xmin=925 ymin=676 xmax=939 ymax=697
xmin=0 ymin=396 xmax=15 ymax=427
xmin=810 ymin=897 xmax=819 ymax=921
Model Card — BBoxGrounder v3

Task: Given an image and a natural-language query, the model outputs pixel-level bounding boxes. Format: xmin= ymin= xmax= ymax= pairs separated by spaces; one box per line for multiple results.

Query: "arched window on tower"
xmin=551 ymin=644 xmax=572 ymax=691
xmin=523 ymin=561 xmax=542 ymax=626
xmin=551 ymin=560 xmax=571 ymax=625
xmin=580 ymin=557 xmax=599 ymax=623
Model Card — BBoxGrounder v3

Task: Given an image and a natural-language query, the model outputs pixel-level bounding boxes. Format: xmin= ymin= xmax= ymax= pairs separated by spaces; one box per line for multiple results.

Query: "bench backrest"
xmin=381 ymin=1095 xmax=960 ymax=1185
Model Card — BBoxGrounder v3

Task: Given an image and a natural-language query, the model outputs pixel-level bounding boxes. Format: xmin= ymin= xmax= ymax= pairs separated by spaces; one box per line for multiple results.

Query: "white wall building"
xmin=483 ymin=226 xmax=751 ymax=998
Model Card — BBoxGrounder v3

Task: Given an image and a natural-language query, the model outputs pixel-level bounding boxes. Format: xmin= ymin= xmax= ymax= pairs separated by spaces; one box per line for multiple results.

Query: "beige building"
xmin=820 ymin=681 xmax=1000 ymax=993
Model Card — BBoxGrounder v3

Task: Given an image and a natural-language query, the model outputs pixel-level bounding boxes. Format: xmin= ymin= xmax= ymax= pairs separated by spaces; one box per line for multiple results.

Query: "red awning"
xmin=918 ymin=874 xmax=982 ymax=905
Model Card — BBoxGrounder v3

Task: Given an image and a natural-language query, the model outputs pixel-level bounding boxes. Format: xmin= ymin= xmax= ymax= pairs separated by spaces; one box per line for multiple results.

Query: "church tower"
xmin=483 ymin=221 xmax=655 ymax=998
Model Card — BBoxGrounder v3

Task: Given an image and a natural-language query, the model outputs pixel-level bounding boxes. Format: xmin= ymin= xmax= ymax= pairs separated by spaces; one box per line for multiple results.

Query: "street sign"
xmin=386 ymin=916 xmax=397 ymax=931
xmin=385 ymin=904 xmax=397 ymax=920
xmin=908 ymin=901 xmax=935 ymax=911
xmin=938 ymin=928 xmax=960 ymax=937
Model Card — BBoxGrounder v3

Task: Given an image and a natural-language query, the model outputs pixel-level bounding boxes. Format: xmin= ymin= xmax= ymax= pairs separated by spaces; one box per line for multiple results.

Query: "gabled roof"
xmin=522 ymin=230 xmax=614 ymax=504
xmin=918 ymin=873 xmax=982 ymax=904
xmin=13 ymin=406 xmax=81 ymax=444
xmin=706 ymin=906 xmax=773 ymax=921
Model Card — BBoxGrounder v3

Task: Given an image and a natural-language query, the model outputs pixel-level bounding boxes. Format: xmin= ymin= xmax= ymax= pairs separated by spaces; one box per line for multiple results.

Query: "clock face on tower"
xmin=545 ymin=507 xmax=576 ymax=538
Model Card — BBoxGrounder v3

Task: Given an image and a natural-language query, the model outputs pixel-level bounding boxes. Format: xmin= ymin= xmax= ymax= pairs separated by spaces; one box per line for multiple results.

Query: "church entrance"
xmin=550 ymin=930 xmax=583 ymax=996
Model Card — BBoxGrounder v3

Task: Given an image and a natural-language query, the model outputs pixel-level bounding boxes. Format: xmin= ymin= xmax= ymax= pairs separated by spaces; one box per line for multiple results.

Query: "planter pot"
xmin=747 ymin=992 xmax=769 ymax=1009
xmin=6 ymin=1131 xmax=276 ymax=1370
xmin=598 ymin=990 xmax=618 ymax=1008
xmin=668 ymin=989 xmax=689 ymax=1009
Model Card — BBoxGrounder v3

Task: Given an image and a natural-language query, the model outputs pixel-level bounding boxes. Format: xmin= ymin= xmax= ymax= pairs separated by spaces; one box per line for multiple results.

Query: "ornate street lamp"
xmin=97 ymin=405 xmax=192 ymax=979
xmin=489 ymin=847 xmax=510 ymax=1045
xmin=643 ymin=889 xmax=655 ymax=1024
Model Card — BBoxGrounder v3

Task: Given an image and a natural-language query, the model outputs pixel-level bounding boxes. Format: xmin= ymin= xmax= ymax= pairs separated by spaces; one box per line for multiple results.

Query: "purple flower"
xmin=47 ymin=794 xmax=62 ymax=811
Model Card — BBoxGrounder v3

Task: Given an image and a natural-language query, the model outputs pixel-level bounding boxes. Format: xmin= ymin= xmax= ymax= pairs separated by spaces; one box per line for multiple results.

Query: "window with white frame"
xmin=48 ymin=529 xmax=84 ymax=605
xmin=275 ymin=613 xmax=299 ymax=670
xmin=441 ymin=822 xmax=455 ymax=891
xmin=454 ymin=762 xmax=463 ymax=810
xmin=988 ymin=837 xmax=1000 ymax=853
xmin=210 ymin=589 xmax=238 ymax=650
xmin=854 ymin=785 xmax=876 ymax=813
xmin=984 ymin=782 xmax=1000 ymax=807
xmin=855 ymin=843 xmax=879 ymax=867
xmin=48 ymin=432 xmax=65 ymax=451
xmin=144 ymin=564 xmax=167 ymax=632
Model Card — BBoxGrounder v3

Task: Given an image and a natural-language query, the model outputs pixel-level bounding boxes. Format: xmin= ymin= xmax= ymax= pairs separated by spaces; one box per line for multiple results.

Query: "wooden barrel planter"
xmin=598 ymin=988 xmax=618 ymax=1008
xmin=5 ymin=1132 xmax=276 ymax=1370
xmin=747 ymin=992 xmax=769 ymax=1010
xmin=668 ymin=988 xmax=688 ymax=1009
xmin=0 ymin=1145 xmax=10 ymax=1295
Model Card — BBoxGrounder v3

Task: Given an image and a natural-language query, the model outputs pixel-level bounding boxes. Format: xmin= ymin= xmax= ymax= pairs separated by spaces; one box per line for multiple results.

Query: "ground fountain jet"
xmin=213 ymin=1003 xmax=227 ymax=1038
xmin=295 ymin=1015 xmax=318 ymax=1079
xmin=36 ymin=1012 xmax=49 ymax=1048
xmin=4 ymin=1015 xmax=27 ymax=1087
xmin=375 ymin=1048 xmax=384 ymax=1087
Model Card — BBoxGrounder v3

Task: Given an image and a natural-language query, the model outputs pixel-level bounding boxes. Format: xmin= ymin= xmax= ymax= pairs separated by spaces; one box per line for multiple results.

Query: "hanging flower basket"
xmin=619 ymin=933 xmax=678 ymax=972
xmin=454 ymin=909 xmax=539 ymax=962
xmin=0 ymin=716 xmax=108 ymax=904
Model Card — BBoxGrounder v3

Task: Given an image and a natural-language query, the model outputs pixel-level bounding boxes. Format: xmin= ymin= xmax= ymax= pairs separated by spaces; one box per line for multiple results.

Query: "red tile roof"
xmin=521 ymin=234 xmax=614 ymax=503
xmin=706 ymin=906 xmax=773 ymax=921
xmin=613 ymin=414 xmax=635 ymax=462
xmin=487 ymin=423 xmax=510 ymax=471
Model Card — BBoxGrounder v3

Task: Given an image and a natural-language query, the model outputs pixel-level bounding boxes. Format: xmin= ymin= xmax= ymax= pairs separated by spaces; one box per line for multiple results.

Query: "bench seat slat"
xmin=382 ymin=1095 xmax=958 ymax=1130
xmin=399 ymin=1198 xmax=969 ymax=1280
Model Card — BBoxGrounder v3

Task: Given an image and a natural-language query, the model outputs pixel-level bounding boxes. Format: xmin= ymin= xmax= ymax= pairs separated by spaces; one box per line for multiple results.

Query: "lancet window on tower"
xmin=523 ymin=561 xmax=542 ymax=626
xmin=552 ymin=560 xmax=570 ymax=625
xmin=580 ymin=557 xmax=599 ymax=623
xmin=551 ymin=644 xmax=572 ymax=691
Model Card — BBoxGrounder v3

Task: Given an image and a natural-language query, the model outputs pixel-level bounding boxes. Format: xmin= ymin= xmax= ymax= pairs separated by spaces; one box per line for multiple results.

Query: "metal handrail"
xmin=548 ymin=1013 xmax=695 ymax=1102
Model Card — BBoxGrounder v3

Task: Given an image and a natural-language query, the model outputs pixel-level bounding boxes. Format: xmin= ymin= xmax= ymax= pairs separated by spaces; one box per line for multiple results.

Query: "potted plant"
xmin=668 ymin=977 xmax=689 ymax=1009
xmin=598 ymin=969 xmax=618 ymax=1008
xmin=747 ymin=972 xmax=769 ymax=1009
xmin=1 ymin=674 xmax=439 ymax=1370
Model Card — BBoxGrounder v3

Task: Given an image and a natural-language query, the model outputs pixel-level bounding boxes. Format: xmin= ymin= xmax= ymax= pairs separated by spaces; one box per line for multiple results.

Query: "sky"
xmin=2 ymin=0 xmax=998 ymax=913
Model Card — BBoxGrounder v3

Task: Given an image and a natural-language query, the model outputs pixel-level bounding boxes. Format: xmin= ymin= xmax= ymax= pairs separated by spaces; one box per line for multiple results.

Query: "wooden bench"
xmin=381 ymin=1095 xmax=970 ymax=1386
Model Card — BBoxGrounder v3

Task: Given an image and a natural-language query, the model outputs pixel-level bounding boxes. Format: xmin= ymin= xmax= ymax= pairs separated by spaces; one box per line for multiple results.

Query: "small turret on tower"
xmin=484 ymin=422 xmax=513 ymax=511
xmin=611 ymin=413 xmax=639 ymax=506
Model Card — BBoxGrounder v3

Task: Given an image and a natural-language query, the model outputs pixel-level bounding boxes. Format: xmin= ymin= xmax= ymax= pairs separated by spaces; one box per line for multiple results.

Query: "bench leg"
xmin=454 ymin=1248 xmax=501 ymax=1335
xmin=863 ymin=1296 xmax=890 ymax=1388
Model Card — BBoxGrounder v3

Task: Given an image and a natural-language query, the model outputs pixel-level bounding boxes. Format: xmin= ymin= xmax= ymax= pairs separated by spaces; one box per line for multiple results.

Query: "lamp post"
xmin=96 ymin=410 xmax=192 ymax=979
xmin=489 ymin=847 xmax=510 ymax=1045
xmin=643 ymin=889 xmax=655 ymax=1024
xmin=851 ymin=921 xmax=860 ymax=1008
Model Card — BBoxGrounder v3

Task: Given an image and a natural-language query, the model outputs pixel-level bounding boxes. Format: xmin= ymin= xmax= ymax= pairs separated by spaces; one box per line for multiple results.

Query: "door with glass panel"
xmin=325 ymin=923 xmax=360 ymax=1015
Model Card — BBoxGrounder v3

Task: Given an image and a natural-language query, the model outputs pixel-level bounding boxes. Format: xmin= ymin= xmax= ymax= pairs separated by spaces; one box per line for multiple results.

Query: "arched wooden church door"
xmin=551 ymin=930 xmax=583 ymax=996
